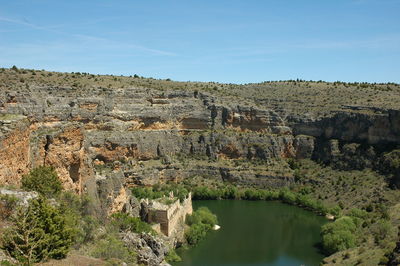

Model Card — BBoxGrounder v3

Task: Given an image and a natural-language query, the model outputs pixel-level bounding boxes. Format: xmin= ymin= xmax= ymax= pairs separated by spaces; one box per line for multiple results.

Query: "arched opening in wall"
xmin=69 ymin=163 xmax=80 ymax=183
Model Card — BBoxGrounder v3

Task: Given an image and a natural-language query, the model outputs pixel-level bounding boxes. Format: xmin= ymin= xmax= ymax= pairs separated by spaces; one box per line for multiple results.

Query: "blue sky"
xmin=0 ymin=0 xmax=399 ymax=83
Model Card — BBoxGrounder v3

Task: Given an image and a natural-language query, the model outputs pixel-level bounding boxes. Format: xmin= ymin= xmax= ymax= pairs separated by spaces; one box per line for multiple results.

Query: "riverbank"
xmin=131 ymin=160 xmax=400 ymax=265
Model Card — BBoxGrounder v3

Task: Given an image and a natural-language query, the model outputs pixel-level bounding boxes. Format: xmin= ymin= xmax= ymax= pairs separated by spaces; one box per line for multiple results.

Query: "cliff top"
xmin=1 ymin=67 xmax=399 ymax=118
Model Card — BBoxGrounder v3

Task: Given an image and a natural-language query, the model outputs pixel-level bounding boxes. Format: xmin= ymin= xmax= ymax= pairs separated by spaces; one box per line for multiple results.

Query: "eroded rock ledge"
xmin=0 ymin=84 xmax=399 ymax=214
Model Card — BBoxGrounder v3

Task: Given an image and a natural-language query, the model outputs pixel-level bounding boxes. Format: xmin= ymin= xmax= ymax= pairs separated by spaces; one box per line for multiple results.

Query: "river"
xmin=174 ymin=200 xmax=327 ymax=266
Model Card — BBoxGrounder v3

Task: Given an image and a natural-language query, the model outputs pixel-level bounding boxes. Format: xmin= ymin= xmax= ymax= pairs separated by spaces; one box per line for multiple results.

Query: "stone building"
xmin=141 ymin=192 xmax=193 ymax=237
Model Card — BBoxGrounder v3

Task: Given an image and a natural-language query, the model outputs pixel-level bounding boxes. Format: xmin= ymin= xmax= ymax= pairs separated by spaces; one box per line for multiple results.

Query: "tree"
xmin=185 ymin=207 xmax=217 ymax=245
xmin=1 ymin=206 xmax=46 ymax=265
xmin=1 ymin=197 xmax=75 ymax=264
xmin=90 ymin=234 xmax=135 ymax=262
xmin=321 ymin=216 xmax=357 ymax=254
xmin=186 ymin=207 xmax=217 ymax=227
xmin=21 ymin=166 xmax=62 ymax=197
xmin=185 ymin=223 xmax=209 ymax=245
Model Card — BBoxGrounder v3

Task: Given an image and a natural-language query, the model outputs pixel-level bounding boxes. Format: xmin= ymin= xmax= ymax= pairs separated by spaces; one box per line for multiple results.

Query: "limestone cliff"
xmin=0 ymin=69 xmax=399 ymax=214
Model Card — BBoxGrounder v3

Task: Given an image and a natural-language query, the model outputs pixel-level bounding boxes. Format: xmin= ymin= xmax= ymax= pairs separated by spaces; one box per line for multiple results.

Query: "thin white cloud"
xmin=209 ymin=34 xmax=400 ymax=58
xmin=0 ymin=15 xmax=176 ymax=57
xmin=291 ymin=35 xmax=400 ymax=50
xmin=0 ymin=16 xmax=48 ymax=30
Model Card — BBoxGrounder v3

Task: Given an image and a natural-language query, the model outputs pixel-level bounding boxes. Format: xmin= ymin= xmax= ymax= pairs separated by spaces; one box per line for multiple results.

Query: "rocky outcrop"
xmin=0 ymin=188 xmax=38 ymax=207
xmin=122 ymin=232 xmax=169 ymax=266
xmin=1 ymin=84 xmax=400 ymax=212
xmin=0 ymin=117 xmax=32 ymax=186
xmin=291 ymin=108 xmax=400 ymax=145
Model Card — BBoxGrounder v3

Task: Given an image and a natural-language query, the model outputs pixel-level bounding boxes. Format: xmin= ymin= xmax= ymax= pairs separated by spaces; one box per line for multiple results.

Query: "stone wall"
xmin=144 ymin=193 xmax=193 ymax=237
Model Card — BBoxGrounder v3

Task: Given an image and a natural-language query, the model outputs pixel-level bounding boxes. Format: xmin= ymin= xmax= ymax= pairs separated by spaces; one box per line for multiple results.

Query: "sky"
xmin=0 ymin=0 xmax=399 ymax=84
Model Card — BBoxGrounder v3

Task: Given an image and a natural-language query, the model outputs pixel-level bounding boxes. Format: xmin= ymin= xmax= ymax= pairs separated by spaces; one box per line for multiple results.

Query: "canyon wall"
xmin=1 ymin=85 xmax=399 ymax=212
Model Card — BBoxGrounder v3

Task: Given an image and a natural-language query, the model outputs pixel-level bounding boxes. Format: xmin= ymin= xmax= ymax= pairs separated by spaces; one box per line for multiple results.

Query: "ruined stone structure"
xmin=141 ymin=193 xmax=193 ymax=236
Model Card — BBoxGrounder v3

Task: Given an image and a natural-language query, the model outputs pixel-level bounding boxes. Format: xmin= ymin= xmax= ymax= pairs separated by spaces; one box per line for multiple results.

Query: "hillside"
xmin=1 ymin=66 xmax=400 ymax=265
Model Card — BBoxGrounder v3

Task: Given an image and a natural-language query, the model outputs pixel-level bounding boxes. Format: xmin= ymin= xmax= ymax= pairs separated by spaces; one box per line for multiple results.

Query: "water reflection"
xmin=175 ymin=200 xmax=327 ymax=266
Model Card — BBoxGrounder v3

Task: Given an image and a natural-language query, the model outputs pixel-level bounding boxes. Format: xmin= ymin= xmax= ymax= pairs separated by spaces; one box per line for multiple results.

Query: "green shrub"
xmin=0 ymin=260 xmax=14 ymax=266
xmin=186 ymin=207 xmax=217 ymax=227
xmin=76 ymin=215 xmax=99 ymax=245
xmin=0 ymin=194 xmax=18 ymax=219
xmin=243 ymin=189 xmax=265 ymax=200
xmin=328 ymin=205 xmax=341 ymax=217
xmin=56 ymin=192 xmax=100 ymax=247
xmin=192 ymin=186 xmax=220 ymax=200
xmin=185 ymin=223 xmax=211 ymax=245
xmin=1 ymin=197 xmax=74 ymax=264
xmin=90 ymin=234 xmax=135 ymax=263
xmin=221 ymin=185 xmax=240 ymax=199
xmin=321 ymin=216 xmax=357 ymax=254
xmin=371 ymin=219 xmax=397 ymax=251
xmin=21 ymin=166 xmax=62 ymax=197
xmin=279 ymin=188 xmax=297 ymax=204
xmin=110 ymin=212 xmax=154 ymax=234
xmin=165 ymin=249 xmax=181 ymax=263
xmin=185 ymin=207 xmax=217 ymax=245
xmin=131 ymin=184 xmax=189 ymax=202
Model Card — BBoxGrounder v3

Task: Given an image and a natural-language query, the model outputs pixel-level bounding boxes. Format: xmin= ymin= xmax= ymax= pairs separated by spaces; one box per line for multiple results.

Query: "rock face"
xmin=122 ymin=232 xmax=169 ymax=266
xmin=0 ymin=188 xmax=39 ymax=207
xmin=1 ymin=84 xmax=400 ymax=211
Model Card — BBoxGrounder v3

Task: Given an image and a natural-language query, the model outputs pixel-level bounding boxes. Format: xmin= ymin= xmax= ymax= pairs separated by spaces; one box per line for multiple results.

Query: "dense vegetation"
xmin=21 ymin=166 xmax=62 ymax=197
xmin=1 ymin=157 xmax=399 ymax=264
xmin=1 ymin=197 xmax=74 ymax=264
xmin=195 ymin=185 xmax=341 ymax=216
xmin=185 ymin=207 xmax=218 ymax=245
xmin=109 ymin=212 xmax=155 ymax=235
xmin=321 ymin=216 xmax=358 ymax=254
xmin=0 ymin=167 xmax=157 ymax=265
xmin=131 ymin=184 xmax=189 ymax=203
xmin=133 ymin=165 xmax=400 ymax=264
xmin=133 ymin=183 xmax=340 ymax=217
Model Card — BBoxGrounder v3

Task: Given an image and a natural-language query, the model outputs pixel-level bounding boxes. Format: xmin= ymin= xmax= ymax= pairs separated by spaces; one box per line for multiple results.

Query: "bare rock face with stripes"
xmin=1 ymin=70 xmax=400 ymax=216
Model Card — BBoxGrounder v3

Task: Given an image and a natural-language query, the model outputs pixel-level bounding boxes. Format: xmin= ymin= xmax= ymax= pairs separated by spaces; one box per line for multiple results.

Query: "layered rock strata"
xmin=1 ymin=85 xmax=399 ymax=212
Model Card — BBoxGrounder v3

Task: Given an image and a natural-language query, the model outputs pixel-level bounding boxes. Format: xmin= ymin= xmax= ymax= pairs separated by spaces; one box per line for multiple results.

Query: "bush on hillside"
xmin=165 ymin=249 xmax=182 ymax=263
xmin=370 ymin=219 xmax=397 ymax=251
xmin=131 ymin=184 xmax=189 ymax=202
xmin=90 ymin=234 xmax=135 ymax=263
xmin=186 ymin=207 xmax=217 ymax=227
xmin=321 ymin=216 xmax=357 ymax=254
xmin=1 ymin=197 xmax=74 ymax=264
xmin=110 ymin=212 xmax=154 ymax=234
xmin=21 ymin=166 xmax=62 ymax=197
xmin=0 ymin=194 xmax=18 ymax=219
xmin=185 ymin=207 xmax=217 ymax=245
xmin=57 ymin=192 xmax=99 ymax=247
xmin=186 ymin=223 xmax=210 ymax=245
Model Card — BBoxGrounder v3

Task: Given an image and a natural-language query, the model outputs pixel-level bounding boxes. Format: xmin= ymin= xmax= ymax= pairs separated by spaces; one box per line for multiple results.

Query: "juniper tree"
xmin=2 ymin=197 xmax=74 ymax=264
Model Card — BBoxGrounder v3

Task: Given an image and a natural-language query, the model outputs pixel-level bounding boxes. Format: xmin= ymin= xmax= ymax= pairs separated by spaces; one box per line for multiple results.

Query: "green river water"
xmin=174 ymin=200 xmax=327 ymax=266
